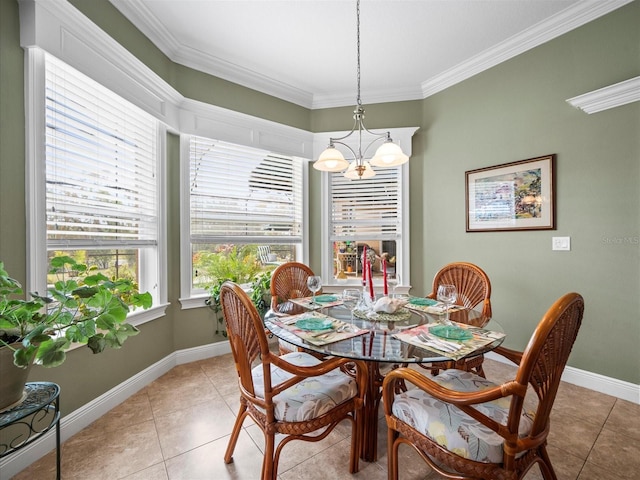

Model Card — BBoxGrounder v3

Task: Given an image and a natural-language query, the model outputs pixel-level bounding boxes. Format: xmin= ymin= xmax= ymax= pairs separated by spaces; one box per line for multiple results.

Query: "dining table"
xmin=264 ymin=297 xmax=505 ymax=462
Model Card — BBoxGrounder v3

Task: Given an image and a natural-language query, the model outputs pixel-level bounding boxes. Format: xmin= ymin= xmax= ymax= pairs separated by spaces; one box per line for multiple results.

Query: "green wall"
xmin=415 ymin=2 xmax=639 ymax=383
xmin=1 ymin=0 xmax=638 ymax=419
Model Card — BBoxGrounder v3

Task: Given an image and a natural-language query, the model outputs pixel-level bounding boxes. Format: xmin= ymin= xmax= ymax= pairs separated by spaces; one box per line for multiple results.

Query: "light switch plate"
xmin=552 ymin=236 xmax=571 ymax=251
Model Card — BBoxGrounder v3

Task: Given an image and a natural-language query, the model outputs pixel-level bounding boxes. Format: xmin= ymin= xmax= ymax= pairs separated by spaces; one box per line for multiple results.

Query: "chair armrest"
xmin=383 ymin=368 xmax=518 ymax=409
xmin=492 ymin=346 xmax=523 ymax=366
xmin=269 ymin=354 xmax=367 ymax=396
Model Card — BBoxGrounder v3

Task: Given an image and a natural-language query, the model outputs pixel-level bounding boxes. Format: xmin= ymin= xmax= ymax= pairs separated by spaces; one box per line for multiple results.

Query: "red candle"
xmin=361 ymin=245 xmax=367 ymax=284
xmin=382 ymin=259 xmax=388 ymax=295
xmin=368 ymin=260 xmax=374 ymax=299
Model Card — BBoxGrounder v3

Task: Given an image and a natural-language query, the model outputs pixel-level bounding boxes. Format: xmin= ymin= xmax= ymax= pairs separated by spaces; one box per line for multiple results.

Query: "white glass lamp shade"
xmin=313 ymin=147 xmax=349 ymax=172
xmin=344 ymin=160 xmax=376 ymax=179
xmin=370 ymin=141 xmax=409 ymax=167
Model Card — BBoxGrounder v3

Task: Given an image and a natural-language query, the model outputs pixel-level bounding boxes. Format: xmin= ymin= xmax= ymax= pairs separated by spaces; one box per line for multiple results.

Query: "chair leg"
xmin=224 ymin=403 xmax=248 ymax=463
xmin=387 ymin=428 xmax=399 ymax=480
xmin=262 ymin=432 xmax=276 ymax=480
xmin=349 ymin=414 xmax=361 ymax=473
xmin=537 ymin=446 xmax=558 ymax=480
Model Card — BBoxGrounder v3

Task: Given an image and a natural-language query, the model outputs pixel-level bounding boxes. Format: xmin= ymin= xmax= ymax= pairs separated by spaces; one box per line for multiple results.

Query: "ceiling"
xmin=109 ymin=0 xmax=629 ymax=109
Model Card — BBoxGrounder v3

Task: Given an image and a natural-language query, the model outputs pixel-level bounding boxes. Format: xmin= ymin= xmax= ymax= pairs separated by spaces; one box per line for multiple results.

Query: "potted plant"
xmin=206 ymin=271 xmax=272 ymax=336
xmin=199 ymin=246 xmax=273 ymax=335
xmin=0 ymin=256 xmax=152 ymax=410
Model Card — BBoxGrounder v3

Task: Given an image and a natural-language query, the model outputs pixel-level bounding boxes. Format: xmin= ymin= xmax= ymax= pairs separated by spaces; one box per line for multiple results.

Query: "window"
xmin=27 ymin=51 xmax=165 ymax=321
xmin=184 ymin=135 xmax=305 ymax=298
xmin=326 ymin=167 xmax=405 ymax=289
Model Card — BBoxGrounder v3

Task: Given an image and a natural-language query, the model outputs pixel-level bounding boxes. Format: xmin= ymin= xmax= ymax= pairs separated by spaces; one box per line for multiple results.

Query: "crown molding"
xmin=421 ymin=0 xmax=634 ymax=98
xmin=111 ymin=0 xmax=633 ymax=108
xmin=109 ymin=0 xmax=314 ymax=108
xmin=566 ymin=76 xmax=640 ymax=114
xmin=312 ymin=85 xmax=424 ymax=110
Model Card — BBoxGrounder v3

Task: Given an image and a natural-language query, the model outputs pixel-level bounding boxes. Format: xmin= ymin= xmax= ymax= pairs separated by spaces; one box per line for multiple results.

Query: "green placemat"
xmin=408 ymin=297 xmax=437 ymax=306
xmin=314 ymin=294 xmax=339 ymax=303
xmin=295 ymin=318 xmax=334 ymax=331
xmin=429 ymin=324 xmax=473 ymax=340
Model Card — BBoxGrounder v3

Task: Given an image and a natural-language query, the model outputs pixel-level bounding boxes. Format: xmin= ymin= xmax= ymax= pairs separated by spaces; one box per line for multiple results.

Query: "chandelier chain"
xmin=356 ymin=0 xmax=361 ymax=107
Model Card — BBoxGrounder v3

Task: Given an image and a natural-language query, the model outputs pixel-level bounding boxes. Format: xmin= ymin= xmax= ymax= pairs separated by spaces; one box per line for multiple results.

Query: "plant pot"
xmin=0 ymin=343 xmax=32 ymax=411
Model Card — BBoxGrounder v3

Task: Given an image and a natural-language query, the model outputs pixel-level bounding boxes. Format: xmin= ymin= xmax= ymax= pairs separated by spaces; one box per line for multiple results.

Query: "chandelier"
xmin=313 ymin=0 xmax=409 ymax=179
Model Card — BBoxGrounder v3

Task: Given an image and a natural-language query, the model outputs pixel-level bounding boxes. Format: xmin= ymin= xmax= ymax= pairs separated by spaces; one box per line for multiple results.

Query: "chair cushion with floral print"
xmin=391 ymin=369 xmax=534 ymax=463
xmin=252 ymin=351 xmax=358 ymax=422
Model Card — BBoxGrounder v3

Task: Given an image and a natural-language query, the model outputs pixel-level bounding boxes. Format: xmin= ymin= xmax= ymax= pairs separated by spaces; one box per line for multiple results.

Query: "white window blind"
xmin=330 ymin=168 xmax=401 ymax=241
xmin=45 ymin=54 xmax=158 ymax=249
xmin=189 ymin=136 xmax=303 ymax=244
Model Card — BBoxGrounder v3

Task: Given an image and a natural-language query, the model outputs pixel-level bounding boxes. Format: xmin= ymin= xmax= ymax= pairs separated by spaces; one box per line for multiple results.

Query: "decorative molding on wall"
xmin=111 ymin=0 xmax=634 ymax=108
xmin=486 ymin=352 xmax=639 ymax=404
xmin=566 ymin=76 xmax=640 ymax=114
xmin=421 ymin=0 xmax=635 ymax=100
xmin=19 ymin=0 xmax=314 ymax=158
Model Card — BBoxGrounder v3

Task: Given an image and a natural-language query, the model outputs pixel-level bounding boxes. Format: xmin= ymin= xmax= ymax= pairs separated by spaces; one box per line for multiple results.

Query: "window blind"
xmin=330 ymin=168 xmax=401 ymax=240
xmin=189 ymin=136 xmax=303 ymax=243
xmin=44 ymin=55 xmax=158 ymax=249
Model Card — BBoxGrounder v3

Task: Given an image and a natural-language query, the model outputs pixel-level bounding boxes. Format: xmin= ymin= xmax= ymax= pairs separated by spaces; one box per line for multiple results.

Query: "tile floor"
xmin=12 ymin=352 xmax=640 ymax=480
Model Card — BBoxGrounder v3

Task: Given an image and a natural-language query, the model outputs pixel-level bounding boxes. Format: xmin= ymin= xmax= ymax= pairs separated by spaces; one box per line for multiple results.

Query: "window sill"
xmin=129 ymin=303 xmax=169 ymax=327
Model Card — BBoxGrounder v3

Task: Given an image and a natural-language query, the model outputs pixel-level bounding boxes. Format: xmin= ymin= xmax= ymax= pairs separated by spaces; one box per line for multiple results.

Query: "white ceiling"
xmin=109 ymin=0 xmax=630 ymax=109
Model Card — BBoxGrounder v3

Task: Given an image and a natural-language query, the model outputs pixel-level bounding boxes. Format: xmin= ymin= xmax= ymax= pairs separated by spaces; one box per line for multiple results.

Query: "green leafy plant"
xmin=0 ymin=256 xmax=152 ymax=368
xmin=206 ymin=271 xmax=272 ymax=336
xmin=198 ymin=245 xmax=262 ymax=283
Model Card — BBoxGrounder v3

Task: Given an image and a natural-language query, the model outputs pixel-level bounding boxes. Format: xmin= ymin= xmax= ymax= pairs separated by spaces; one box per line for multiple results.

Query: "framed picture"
xmin=466 ymin=154 xmax=556 ymax=232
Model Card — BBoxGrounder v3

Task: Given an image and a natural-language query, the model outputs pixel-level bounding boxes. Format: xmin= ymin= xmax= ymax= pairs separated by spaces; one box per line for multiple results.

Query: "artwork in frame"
xmin=466 ymin=154 xmax=556 ymax=232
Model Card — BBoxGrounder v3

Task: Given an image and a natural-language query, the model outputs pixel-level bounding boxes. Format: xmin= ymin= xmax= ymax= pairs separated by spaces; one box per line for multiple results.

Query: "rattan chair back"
xmin=514 ymin=292 xmax=584 ymax=440
xmin=220 ymin=280 xmax=269 ymax=397
xmin=270 ymin=261 xmax=318 ymax=315
xmin=428 ymin=261 xmax=492 ymax=317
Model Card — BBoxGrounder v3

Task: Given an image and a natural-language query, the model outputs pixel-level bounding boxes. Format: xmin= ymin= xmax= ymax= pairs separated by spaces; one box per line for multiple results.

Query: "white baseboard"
xmin=485 ymin=352 xmax=640 ymax=404
xmin=2 ymin=342 xmax=635 ymax=477
xmin=0 ymin=341 xmax=232 ymax=479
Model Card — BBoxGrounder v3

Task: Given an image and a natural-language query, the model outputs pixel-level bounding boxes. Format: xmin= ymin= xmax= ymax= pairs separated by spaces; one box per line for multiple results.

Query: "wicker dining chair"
xmin=382 ymin=292 xmax=584 ymax=480
xmin=220 ymin=281 xmax=367 ymax=480
xmin=270 ymin=261 xmax=319 ymax=315
xmin=421 ymin=261 xmax=492 ymax=376
xmin=269 ymin=261 xmax=320 ymax=354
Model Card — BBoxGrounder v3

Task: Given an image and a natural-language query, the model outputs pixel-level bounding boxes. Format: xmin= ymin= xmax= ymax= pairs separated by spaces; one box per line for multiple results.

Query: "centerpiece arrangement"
xmin=0 ymin=256 xmax=152 ymax=410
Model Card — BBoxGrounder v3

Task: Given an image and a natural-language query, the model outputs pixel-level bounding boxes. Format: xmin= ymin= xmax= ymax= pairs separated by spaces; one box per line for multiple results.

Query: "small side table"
xmin=0 ymin=382 xmax=61 ymax=479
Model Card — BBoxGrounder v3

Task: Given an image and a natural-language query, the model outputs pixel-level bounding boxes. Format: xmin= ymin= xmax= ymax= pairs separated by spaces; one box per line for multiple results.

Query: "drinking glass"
xmin=388 ymin=273 xmax=400 ymax=298
xmin=306 ymin=275 xmax=322 ymax=305
xmin=342 ymin=288 xmax=361 ymax=322
xmin=437 ymin=284 xmax=458 ymax=324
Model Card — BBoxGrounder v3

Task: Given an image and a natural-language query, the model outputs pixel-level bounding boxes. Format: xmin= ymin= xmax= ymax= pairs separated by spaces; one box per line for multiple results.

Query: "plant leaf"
xmin=87 ymin=334 xmax=107 ymax=354
xmin=35 ymin=338 xmax=69 ymax=368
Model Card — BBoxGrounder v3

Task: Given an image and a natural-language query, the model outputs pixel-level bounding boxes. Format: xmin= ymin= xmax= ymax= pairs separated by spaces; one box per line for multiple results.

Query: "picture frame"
xmin=466 ymin=154 xmax=556 ymax=232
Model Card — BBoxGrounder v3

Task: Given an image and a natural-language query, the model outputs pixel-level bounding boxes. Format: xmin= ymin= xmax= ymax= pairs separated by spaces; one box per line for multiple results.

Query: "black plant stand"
xmin=0 ymin=382 xmax=61 ymax=479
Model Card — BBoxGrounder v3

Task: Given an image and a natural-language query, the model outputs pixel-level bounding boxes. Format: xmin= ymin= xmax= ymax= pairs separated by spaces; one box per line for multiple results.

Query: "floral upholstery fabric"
xmin=252 ymin=351 xmax=358 ymax=422
xmin=391 ymin=369 xmax=534 ymax=463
